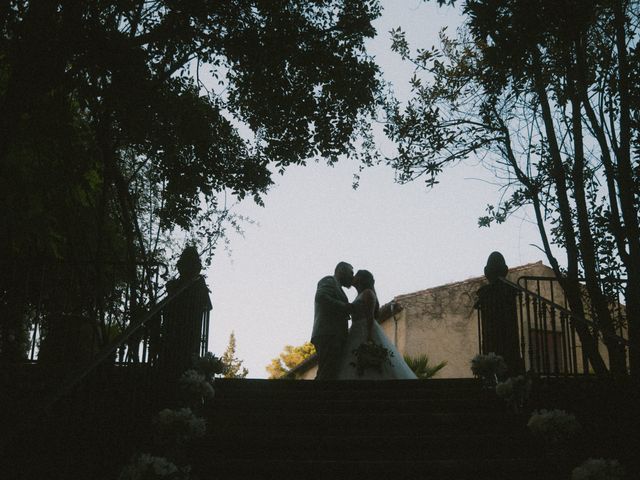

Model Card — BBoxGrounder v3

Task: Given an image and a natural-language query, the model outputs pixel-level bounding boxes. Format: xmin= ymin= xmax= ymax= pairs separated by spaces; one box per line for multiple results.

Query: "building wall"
xmin=298 ymin=364 xmax=317 ymax=380
xmin=395 ymin=279 xmax=480 ymax=378
xmin=380 ymin=308 xmax=407 ymax=353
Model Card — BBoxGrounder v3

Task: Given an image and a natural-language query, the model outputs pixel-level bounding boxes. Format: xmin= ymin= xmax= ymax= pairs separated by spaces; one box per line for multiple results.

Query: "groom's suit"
xmin=311 ymin=275 xmax=351 ymax=380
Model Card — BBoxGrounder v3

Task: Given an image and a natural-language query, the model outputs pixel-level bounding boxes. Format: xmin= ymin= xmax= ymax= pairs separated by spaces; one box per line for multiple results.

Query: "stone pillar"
xmin=476 ymin=252 xmax=524 ymax=376
xmin=157 ymin=246 xmax=212 ymax=379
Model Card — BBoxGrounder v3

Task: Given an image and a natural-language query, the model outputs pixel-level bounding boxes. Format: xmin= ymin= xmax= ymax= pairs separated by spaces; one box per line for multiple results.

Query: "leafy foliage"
xmin=403 ymin=354 xmax=447 ymax=379
xmin=266 ymin=341 xmax=316 ymax=379
xmin=374 ymin=0 xmax=640 ymax=376
xmin=192 ymin=352 xmax=226 ymax=379
xmin=0 ymin=1 xmax=382 ymax=357
xmin=1 ymin=1 xmax=381 ymax=253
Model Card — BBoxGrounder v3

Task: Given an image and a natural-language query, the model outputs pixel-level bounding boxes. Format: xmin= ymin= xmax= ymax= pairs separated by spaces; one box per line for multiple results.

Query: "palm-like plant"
xmin=404 ymin=354 xmax=447 ymax=379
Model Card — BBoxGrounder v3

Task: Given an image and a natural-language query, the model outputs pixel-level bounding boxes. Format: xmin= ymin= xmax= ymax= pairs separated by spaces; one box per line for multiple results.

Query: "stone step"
xmin=214 ymin=378 xmax=481 ymax=393
xmin=207 ymin=396 xmax=505 ymax=414
xmin=206 ymin=411 xmax=527 ymax=436
xmin=212 ymin=387 xmax=490 ymax=400
xmin=213 ymin=385 xmax=489 ymax=401
xmin=197 ymin=379 xmax=574 ymax=479
xmin=194 ymin=432 xmax=539 ymax=461
xmin=191 ymin=457 xmax=575 ymax=480
xmin=211 ymin=379 xmax=493 ymax=403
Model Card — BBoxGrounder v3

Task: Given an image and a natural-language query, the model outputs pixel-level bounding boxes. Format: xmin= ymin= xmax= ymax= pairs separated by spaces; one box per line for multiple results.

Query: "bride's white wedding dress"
xmin=335 ymin=291 xmax=417 ymax=380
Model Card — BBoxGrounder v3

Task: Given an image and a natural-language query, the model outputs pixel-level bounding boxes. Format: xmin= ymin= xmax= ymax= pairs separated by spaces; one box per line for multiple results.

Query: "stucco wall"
xmin=380 ymin=309 xmax=406 ymax=353
xmin=395 ymin=279 xmax=480 ymax=378
xmin=298 ymin=364 xmax=317 ymax=380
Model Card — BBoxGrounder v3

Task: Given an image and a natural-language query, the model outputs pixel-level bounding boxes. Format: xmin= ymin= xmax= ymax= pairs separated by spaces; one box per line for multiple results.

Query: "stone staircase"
xmin=191 ymin=378 xmax=577 ymax=480
xmin=5 ymin=370 xmax=637 ymax=479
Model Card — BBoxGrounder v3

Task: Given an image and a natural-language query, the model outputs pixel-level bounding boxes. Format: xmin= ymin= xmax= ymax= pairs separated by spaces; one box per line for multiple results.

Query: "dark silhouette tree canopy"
xmin=1 ymin=0 xmax=381 ymax=262
xmin=0 ymin=0 xmax=381 ymax=360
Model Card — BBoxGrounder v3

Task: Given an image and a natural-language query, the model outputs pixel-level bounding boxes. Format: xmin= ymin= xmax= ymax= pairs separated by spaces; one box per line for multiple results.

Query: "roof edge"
xmin=394 ymin=261 xmax=546 ymax=301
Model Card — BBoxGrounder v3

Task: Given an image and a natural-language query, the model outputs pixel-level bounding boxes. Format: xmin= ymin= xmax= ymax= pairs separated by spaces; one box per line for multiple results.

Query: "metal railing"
xmin=476 ymin=275 xmax=629 ymax=376
xmin=40 ymin=273 xmax=209 ymax=413
xmin=1 ymin=260 xmax=168 ymax=364
xmin=2 ymin=267 xmax=212 ymax=480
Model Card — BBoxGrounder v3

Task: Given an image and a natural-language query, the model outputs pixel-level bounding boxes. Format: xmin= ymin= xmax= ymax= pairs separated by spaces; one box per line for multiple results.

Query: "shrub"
xmin=403 ymin=354 xmax=447 ymax=379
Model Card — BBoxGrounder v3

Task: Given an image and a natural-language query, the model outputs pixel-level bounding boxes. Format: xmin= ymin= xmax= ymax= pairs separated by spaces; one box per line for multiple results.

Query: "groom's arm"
xmin=315 ymin=277 xmax=351 ymax=315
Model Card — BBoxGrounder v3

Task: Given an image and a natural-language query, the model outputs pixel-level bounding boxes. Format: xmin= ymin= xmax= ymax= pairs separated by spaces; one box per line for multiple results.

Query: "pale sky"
xmin=205 ymin=1 xmax=550 ymax=378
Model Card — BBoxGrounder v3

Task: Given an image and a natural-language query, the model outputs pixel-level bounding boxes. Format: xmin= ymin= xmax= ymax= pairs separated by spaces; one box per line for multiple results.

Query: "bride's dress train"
xmin=335 ymin=292 xmax=417 ymax=380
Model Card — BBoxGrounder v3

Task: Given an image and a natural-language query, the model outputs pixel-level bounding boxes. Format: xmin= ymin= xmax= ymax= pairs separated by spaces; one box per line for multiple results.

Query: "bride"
xmin=335 ymin=270 xmax=417 ymax=380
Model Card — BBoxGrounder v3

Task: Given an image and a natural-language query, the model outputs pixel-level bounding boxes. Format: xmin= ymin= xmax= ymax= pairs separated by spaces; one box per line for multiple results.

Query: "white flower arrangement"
xmin=118 ymin=453 xmax=189 ymax=479
xmin=495 ymin=375 xmax=532 ymax=412
xmin=180 ymin=369 xmax=215 ymax=400
xmin=470 ymin=353 xmax=508 ymax=380
xmin=193 ymin=352 xmax=226 ymax=378
xmin=153 ymin=408 xmax=206 ymax=444
xmin=571 ymin=458 xmax=625 ymax=480
xmin=527 ymin=409 xmax=580 ymax=444
xmin=495 ymin=379 xmax=513 ymax=397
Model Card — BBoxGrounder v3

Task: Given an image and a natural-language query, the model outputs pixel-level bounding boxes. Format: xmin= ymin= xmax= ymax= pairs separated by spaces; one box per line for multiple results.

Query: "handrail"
xmin=499 ymin=276 xmax=629 ymax=347
xmin=44 ymin=274 xmax=204 ymax=409
xmin=3 ymin=274 xmax=205 ymax=448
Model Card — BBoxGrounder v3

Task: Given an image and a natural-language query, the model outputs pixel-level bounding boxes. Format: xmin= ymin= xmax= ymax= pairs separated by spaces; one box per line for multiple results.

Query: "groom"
xmin=311 ymin=262 xmax=354 ymax=380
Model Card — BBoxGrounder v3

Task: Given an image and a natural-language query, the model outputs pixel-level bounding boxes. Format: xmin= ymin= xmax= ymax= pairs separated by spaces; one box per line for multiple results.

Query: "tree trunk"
xmin=98 ymin=123 xmax=140 ymax=360
xmin=568 ymin=59 xmax=627 ymax=375
xmin=612 ymin=0 xmax=640 ymax=378
xmin=532 ymin=49 xmax=608 ymax=376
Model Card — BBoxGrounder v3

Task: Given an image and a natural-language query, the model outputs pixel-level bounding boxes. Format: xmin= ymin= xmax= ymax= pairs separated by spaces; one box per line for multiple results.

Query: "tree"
xmin=375 ymin=0 xmax=640 ymax=377
xmin=266 ymin=342 xmax=316 ymax=379
xmin=221 ymin=331 xmax=248 ymax=379
xmin=0 ymin=1 xmax=382 ymax=357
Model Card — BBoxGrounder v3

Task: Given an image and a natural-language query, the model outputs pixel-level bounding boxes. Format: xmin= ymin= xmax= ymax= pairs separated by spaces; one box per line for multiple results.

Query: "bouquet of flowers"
xmin=527 ymin=409 xmax=581 ymax=444
xmin=350 ymin=341 xmax=394 ymax=376
xmin=571 ymin=458 xmax=626 ymax=480
xmin=470 ymin=353 xmax=508 ymax=383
